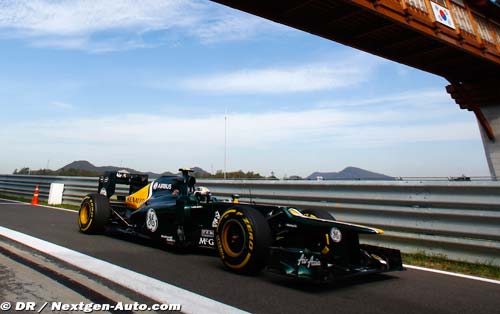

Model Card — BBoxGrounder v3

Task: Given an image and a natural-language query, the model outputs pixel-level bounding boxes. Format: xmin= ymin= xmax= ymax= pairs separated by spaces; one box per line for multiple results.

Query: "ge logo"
xmin=146 ymin=209 xmax=158 ymax=232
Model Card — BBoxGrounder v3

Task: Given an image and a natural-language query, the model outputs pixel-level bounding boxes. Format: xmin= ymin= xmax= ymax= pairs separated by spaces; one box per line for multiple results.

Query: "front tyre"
xmin=215 ymin=206 xmax=271 ymax=274
xmin=78 ymin=193 xmax=111 ymax=234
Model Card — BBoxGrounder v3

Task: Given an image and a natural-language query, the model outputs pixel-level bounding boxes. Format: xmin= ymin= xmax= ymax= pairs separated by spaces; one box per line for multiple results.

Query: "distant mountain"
xmin=58 ymin=161 xmax=198 ymax=178
xmin=58 ymin=160 xmax=95 ymax=172
xmin=59 ymin=160 xmax=150 ymax=176
xmin=31 ymin=161 xmax=392 ymax=181
xmin=191 ymin=167 xmax=211 ymax=176
xmin=307 ymin=167 xmax=394 ymax=180
xmin=158 ymin=171 xmax=176 ymax=177
xmin=57 ymin=160 xmax=210 ymax=179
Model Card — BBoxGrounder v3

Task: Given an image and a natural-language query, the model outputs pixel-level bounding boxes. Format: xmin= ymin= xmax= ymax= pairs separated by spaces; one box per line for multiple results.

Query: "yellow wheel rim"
xmin=221 ymin=220 xmax=246 ymax=258
xmin=79 ymin=204 xmax=89 ymax=225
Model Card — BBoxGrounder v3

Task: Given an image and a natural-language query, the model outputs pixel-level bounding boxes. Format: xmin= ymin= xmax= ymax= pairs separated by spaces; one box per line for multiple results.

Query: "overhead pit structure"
xmin=212 ymin=0 xmax=500 ymax=178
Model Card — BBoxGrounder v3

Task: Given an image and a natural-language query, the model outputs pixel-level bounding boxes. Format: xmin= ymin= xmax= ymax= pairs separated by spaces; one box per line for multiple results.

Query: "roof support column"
xmin=476 ymin=106 xmax=500 ymax=180
xmin=447 ymin=82 xmax=500 ymax=180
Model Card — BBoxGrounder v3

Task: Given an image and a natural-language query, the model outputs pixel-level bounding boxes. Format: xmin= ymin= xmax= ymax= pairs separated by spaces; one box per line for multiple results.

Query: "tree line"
xmin=13 ymin=168 xmax=102 ymax=177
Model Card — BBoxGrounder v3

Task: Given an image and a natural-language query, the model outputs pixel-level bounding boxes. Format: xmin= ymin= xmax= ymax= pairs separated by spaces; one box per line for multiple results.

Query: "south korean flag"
xmin=430 ymin=2 xmax=456 ymax=30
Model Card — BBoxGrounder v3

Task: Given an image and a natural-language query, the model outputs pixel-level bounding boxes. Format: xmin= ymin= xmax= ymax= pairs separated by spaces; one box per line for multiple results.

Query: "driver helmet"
xmin=194 ymin=186 xmax=211 ymax=196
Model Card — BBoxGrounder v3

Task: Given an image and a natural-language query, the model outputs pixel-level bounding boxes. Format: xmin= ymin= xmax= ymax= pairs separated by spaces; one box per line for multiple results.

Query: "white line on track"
xmin=404 ymin=264 xmax=500 ymax=285
xmin=35 ymin=204 xmax=77 ymax=213
xmin=0 ymin=226 xmax=249 ymax=314
xmin=1 ymin=198 xmax=498 ymax=286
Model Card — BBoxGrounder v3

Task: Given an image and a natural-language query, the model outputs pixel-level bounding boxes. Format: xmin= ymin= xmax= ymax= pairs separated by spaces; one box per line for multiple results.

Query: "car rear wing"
xmin=98 ymin=171 xmax=149 ymax=198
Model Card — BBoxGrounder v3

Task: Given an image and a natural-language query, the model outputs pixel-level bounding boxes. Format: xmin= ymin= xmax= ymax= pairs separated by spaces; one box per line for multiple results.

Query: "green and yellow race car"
xmin=78 ymin=169 xmax=403 ymax=282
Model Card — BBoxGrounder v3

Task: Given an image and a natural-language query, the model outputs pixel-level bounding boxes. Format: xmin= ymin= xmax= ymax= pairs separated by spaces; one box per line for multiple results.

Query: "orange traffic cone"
xmin=31 ymin=185 xmax=39 ymax=205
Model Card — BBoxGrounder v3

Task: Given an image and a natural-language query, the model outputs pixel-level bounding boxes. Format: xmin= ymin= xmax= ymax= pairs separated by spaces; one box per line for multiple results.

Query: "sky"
xmin=0 ymin=0 xmax=490 ymax=178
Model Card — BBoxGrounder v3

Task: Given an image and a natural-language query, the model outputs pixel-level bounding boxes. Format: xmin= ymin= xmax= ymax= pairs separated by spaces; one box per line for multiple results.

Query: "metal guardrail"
xmin=0 ymin=175 xmax=100 ymax=205
xmin=1 ymin=174 xmax=499 ymax=266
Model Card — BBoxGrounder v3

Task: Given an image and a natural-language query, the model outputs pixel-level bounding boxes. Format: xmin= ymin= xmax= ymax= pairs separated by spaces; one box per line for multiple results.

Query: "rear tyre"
xmin=215 ymin=206 xmax=271 ymax=274
xmin=301 ymin=208 xmax=336 ymax=220
xmin=78 ymin=193 xmax=111 ymax=234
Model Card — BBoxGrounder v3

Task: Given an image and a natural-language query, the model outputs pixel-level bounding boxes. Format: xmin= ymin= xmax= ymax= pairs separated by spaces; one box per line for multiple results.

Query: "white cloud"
xmin=0 ymin=89 xmax=482 ymax=175
xmin=31 ymin=36 xmax=89 ymax=50
xmin=0 ymin=0 xmax=200 ymax=35
xmin=30 ymin=35 xmax=159 ymax=53
xmin=190 ymin=11 xmax=287 ymax=44
xmin=50 ymin=101 xmax=75 ymax=110
xmin=3 ymin=93 xmax=478 ymax=150
xmin=0 ymin=0 xmax=288 ymax=51
xmin=320 ymin=89 xmax=451 ymax=108
xmin=178 ymin=54 xmax=380 ymax=93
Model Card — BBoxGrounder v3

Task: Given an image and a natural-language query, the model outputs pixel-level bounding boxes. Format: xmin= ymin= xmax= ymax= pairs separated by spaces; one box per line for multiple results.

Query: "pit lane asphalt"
xmin=0 ymin=201 xmax=499 ymax=314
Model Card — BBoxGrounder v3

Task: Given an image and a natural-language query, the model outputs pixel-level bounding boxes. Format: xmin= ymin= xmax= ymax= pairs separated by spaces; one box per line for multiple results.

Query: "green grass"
xmin=403 ymin=252 xmax=500 ymax=281
xmin=0 ymin=194 xmax=79 ymax=211
xmin=0 ymin=194 xmax=33 ymax=203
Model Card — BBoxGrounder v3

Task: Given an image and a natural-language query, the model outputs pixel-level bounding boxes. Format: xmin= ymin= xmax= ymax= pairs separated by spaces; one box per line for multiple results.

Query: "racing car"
xmin=78 ymin=169 xmax=403 ymax=281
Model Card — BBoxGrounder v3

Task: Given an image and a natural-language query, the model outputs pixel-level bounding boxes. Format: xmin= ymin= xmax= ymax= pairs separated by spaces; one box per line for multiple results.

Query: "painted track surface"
xmin=0 ymin=201 xmax=499 ymax=314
